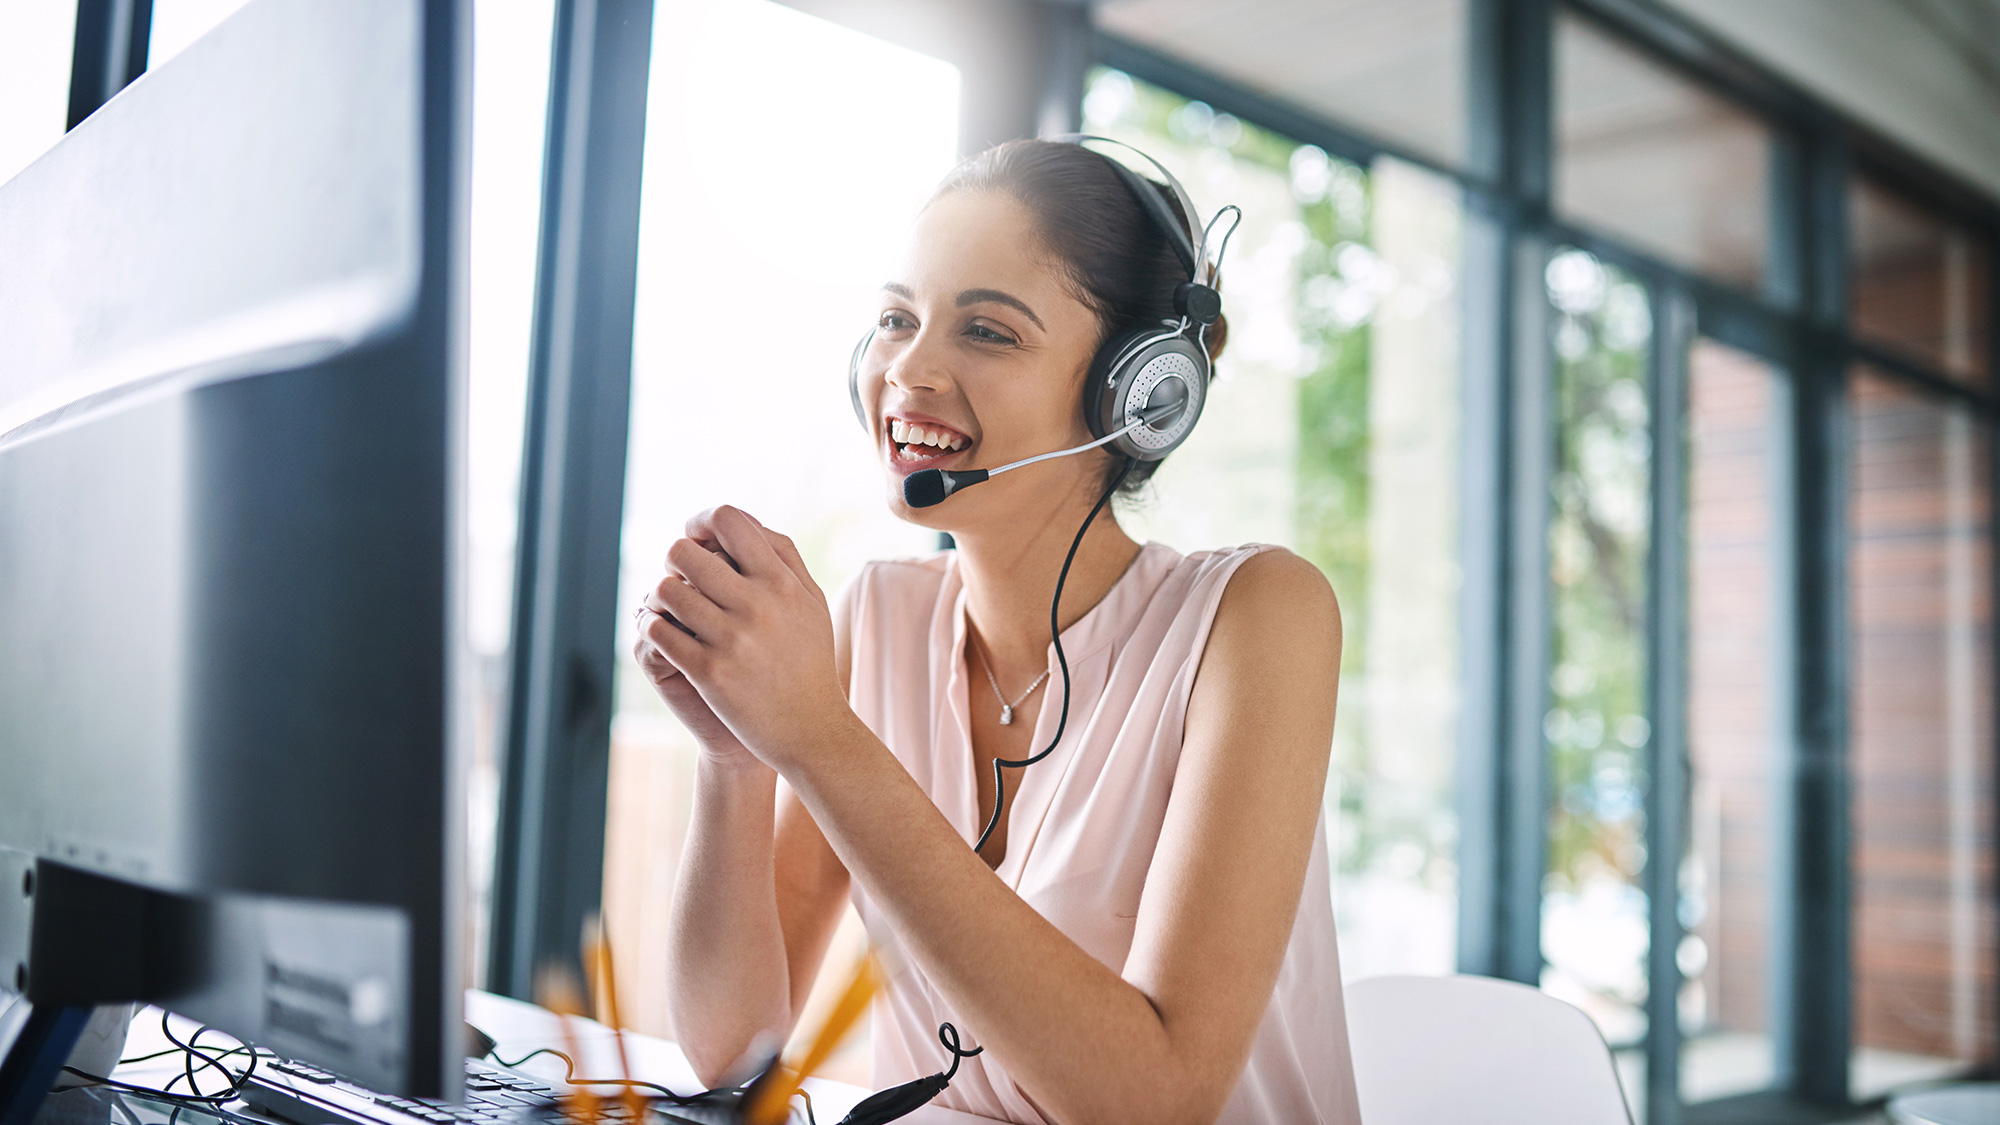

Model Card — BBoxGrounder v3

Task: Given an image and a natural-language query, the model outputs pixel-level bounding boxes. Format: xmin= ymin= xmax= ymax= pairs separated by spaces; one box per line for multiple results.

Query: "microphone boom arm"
xmin=900 ymin=402 xmax=1181 ymax=509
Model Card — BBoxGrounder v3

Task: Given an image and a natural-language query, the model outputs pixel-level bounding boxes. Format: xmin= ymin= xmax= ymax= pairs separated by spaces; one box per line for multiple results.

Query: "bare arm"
xmin=643 ymin=562 xmax=854 ymax=1083
xmin=653 ymin=509 xmax=1341 ymax=1124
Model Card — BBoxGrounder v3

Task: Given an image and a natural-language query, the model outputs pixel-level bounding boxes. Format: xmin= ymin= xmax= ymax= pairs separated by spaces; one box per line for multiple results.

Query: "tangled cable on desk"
xmin=496 ymin=1018 xmax=978 ymax=1125
xmin=60 ymin=1009 xmax=274 ymax=1109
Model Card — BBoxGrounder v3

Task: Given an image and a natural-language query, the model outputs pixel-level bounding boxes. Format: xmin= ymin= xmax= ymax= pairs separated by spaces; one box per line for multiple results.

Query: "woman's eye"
xmin=966 ymin=323 xmax=1016 ymax=345
xmin=877 ymin=312 xmax=916 ymax=332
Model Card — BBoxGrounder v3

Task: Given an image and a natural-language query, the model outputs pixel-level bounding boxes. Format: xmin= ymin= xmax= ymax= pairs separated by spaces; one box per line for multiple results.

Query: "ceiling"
xmin=1093 ymin=0 xmax=2000 ymax=202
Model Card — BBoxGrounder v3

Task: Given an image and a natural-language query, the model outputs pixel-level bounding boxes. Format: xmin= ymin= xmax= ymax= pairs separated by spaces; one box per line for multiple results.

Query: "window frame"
xmin=1080 ymin=0 xmax=1998 ymax=1120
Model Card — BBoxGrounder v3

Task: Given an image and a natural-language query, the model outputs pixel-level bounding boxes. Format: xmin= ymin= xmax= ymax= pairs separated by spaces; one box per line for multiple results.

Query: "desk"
xmin=464 ymin=992 xmax=998 ymax=1125
xmin=88 ymin=996 xmax=1001 ymax=1125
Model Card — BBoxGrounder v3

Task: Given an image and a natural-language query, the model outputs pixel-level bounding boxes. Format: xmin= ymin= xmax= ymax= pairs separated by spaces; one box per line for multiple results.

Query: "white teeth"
xmin=886 ymin=419 xmax=969 ymax=456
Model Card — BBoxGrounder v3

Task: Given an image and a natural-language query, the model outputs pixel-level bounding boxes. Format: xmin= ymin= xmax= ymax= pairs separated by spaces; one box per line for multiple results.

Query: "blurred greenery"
xmin=1545 ymin=250 xmax=1653 ymax=897
xmin=1099 ymin=71 xmax=1404 ymax=882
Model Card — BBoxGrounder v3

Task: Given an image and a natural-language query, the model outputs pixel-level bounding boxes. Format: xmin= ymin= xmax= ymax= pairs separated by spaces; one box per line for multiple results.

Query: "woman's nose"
xmin=883 ymin=330 xmax=952 ymax=396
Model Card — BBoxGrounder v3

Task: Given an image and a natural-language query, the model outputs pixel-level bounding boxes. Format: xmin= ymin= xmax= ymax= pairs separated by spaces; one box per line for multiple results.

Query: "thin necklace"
xmin=971 ymin=637 xmax=1050 ymax=726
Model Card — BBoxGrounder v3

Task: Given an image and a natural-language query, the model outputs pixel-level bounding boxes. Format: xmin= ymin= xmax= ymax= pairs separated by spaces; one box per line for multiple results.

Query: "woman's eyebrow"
xmin=956 ymin=288 xmax=1044 ymax=331
xmin=881 ymin=282 xmax=914 ymax=300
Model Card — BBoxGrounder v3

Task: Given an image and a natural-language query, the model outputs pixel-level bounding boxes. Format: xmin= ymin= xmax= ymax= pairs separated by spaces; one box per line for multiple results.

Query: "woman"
xmin=633 ymin=139 xmax=1361 ymax=1124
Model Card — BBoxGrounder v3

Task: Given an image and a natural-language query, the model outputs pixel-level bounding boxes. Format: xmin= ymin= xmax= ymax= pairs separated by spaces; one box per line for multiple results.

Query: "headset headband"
xmin=1045 ymin=134 xmax=1210 ymax=285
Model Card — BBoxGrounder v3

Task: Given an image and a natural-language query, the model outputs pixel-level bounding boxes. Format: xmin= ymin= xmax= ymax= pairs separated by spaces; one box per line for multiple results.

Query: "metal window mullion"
xmin=67 ymin=0 xmax=153 ymax=129
xmin=1786 ymin=116 xmax=1853 ymax=1108
xmin=1500 ymin=229 xmax=1557 ymax=986
xmin=1502 ymin=0 xmax=1556 ymax=990
xmin=1644 ymin=284 xmax=1695 ymax=1125
xmin=488 ymin=0 xmax=655 ymax=1000
xmin=1454 ymin=0 xmax=1556 ymax=986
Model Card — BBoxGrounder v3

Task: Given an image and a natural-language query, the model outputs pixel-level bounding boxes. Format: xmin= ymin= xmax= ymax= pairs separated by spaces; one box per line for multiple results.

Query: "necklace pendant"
xmin=1000 ymin=704 xmax=1014 ymax=726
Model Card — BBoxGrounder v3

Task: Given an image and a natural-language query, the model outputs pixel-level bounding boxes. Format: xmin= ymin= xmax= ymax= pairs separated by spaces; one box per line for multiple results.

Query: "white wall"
xmin=1655 ymin=0 xmax=2000 ymax=201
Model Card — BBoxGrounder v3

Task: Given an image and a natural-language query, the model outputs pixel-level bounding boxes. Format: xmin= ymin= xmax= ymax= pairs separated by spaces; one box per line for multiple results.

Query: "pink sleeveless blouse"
xmin=843 ymin=542 xmax=1363 ymax=1124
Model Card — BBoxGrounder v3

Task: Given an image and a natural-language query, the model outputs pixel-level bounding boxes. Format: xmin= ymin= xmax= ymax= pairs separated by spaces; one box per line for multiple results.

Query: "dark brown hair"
xmin=934 ymin=139 xmax=1228 ymax=497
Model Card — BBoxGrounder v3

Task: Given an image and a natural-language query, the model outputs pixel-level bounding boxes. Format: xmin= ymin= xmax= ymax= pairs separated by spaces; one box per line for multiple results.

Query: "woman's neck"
xmin=948 ymin=488 xmax=1143 ymax=680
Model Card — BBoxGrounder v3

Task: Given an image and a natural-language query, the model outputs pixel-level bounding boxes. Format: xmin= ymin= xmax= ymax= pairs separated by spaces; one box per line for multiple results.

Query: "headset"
xmin=848 ymin=135 xmax=1242 ymax=507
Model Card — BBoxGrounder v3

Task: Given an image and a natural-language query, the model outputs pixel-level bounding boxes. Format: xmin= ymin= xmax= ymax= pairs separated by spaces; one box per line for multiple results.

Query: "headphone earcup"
xmin=848 ymin=328 xmax=876 ymax=432
xmin=1086 ymin=322 xmax=1209 ymax=462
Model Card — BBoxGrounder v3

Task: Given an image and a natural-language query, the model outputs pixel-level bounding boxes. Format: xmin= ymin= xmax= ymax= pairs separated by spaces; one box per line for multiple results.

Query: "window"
xmin=1680 ymin=339 xmax=1783 ymax=1103
xmin=1553 ymin=14 xmax=1772 ymax=293
xmin=603 ymin=0 xmax=956 ymax=1073
xmin=1094 ymin=0 xmax=1471 ymax=170
xmin=1541 ymin=248 xmax=1653 ymax=1050
xmin=1085 ymin=68 xmax=1465 ymax=982
xmin=1847 ymin=369 xmax=1996 ymax=1096
xmin=463 ymin=0 xmax=559 ymax=990
xmin=0 ymin=0 xmax=79 ymax=185
xmin=1849 ymin=177 xmax=1992 ymax=389
xmin=148 ymin=0 xmax=255 ymax=69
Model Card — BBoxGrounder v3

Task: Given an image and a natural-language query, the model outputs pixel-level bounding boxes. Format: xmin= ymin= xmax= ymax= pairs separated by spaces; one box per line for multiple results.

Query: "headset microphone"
xmin=902 ymin=402 xmax=1182 ymax=509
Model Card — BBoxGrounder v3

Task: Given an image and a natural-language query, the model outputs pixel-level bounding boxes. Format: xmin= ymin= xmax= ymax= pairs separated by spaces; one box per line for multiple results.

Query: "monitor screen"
xmin=0 ymin=0 xmax=468 ymax=1101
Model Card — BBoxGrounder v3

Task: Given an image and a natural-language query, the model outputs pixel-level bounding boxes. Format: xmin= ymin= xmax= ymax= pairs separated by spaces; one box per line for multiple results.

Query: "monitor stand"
xmin=0 ymin=1001 xmax=92 ymax=1125
xmin=0 ymin=854 xmax=202 ymax=1125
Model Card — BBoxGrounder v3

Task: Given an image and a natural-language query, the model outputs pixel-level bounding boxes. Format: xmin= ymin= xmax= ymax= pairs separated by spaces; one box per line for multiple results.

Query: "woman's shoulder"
xmin=853 ymin=551 xmax=952 ymax=587
xmin=1169 ymin=543 xmax=1332 ymax=596
xmin=1163 ymin=543 xmax=1339 ymax=641
xmin=1205 ymin=545 xmax=1341 ymax=647
xmin=842 ymin=552 xmax=956 ymax=620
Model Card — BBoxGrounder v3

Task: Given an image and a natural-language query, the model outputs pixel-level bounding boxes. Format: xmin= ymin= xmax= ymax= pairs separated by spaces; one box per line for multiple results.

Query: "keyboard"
xmin=241 ymin=1056 xmax=742 ymax=1125
xmin=242 ymin=1056 xmax=563 ymax=1125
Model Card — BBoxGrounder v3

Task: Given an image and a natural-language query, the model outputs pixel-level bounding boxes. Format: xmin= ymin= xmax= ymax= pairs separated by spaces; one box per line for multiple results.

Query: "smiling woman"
xmin=630 ymin=116 xmax=1360 ymax=1121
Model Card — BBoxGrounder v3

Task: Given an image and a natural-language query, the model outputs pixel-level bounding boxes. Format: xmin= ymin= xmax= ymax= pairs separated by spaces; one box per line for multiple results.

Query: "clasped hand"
xmin=631 ymin=506 xmax=850 ymax=773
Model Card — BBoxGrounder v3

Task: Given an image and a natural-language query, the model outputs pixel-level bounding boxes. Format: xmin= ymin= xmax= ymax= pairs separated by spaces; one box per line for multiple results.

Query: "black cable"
xmin=69 ymin=1016 xmax=270 ymax=1108
xmin=835 ymin=1022 xmax=982 ymax=1125
xmin=59 ymin=1067 xmax=242 ymax=1107
xmin=491 ymin=1047 xmax=572 ymax=1071
xmin=496 ymin=1045 xmax=785 ymax=1112
xmin=972 ymin=457 xmax=1135 ymax=855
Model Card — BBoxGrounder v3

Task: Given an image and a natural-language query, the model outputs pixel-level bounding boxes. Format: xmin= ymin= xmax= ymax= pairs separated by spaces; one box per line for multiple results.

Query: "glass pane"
xmin=1554 ymin=13 xmax=1771 ymax=292
xmin=0 ymin=0 xmax=78 ymax=186
xmin=1850 ymin=177 xmax=1992 ymax=388
xmin=148 ymin=0 xmax=255 ymax=69
xmin=1679 ymin=339 xmax=1781 ymax=1103
xmin=1086 ymin=68 xmax=1464 ymax=981
xmin=605 ymin=0 xmax=955 ymax=1078
xmin=1094 ymin=0 xmax=1470 ymax=170
xmin=1542 ymin=247 xmax=1653 ymax=1054
xmin=1848 ymin=369 xmax=1997 ymax=1099
xmin=464 ymin=0 xmax=557 ymax=991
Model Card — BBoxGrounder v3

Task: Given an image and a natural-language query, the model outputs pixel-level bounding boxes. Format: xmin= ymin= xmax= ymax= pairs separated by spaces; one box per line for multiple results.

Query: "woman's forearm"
xmin=780 ymin=717 xmax=1219 ymax=1125
xmin=664 ymin=758 xmax=792 ymax=1084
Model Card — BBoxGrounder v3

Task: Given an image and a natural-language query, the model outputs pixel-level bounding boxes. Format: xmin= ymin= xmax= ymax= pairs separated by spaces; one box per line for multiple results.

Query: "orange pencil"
xmin=536 ymin=966 xmax=601 ymax=1125
xmin=742 ymin=952 xmax=881 ymax=1125
xmin=583 ymin=919 xmax=648 ymax=1123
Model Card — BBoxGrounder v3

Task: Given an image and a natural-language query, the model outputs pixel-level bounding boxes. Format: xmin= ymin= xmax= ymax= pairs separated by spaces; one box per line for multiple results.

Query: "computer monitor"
xmin=0 ymin=0 xmax=468 ymax=1116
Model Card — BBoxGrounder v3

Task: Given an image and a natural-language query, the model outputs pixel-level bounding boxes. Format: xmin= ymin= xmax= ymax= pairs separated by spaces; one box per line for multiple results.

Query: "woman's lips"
xmin=882 ymin=414 xmax=973 ymax=478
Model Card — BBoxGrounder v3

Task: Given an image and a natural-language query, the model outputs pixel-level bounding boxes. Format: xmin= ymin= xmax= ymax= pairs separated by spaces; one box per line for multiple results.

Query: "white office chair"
xmin=1345 ymin=974 xmax=1635 ymax=1125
